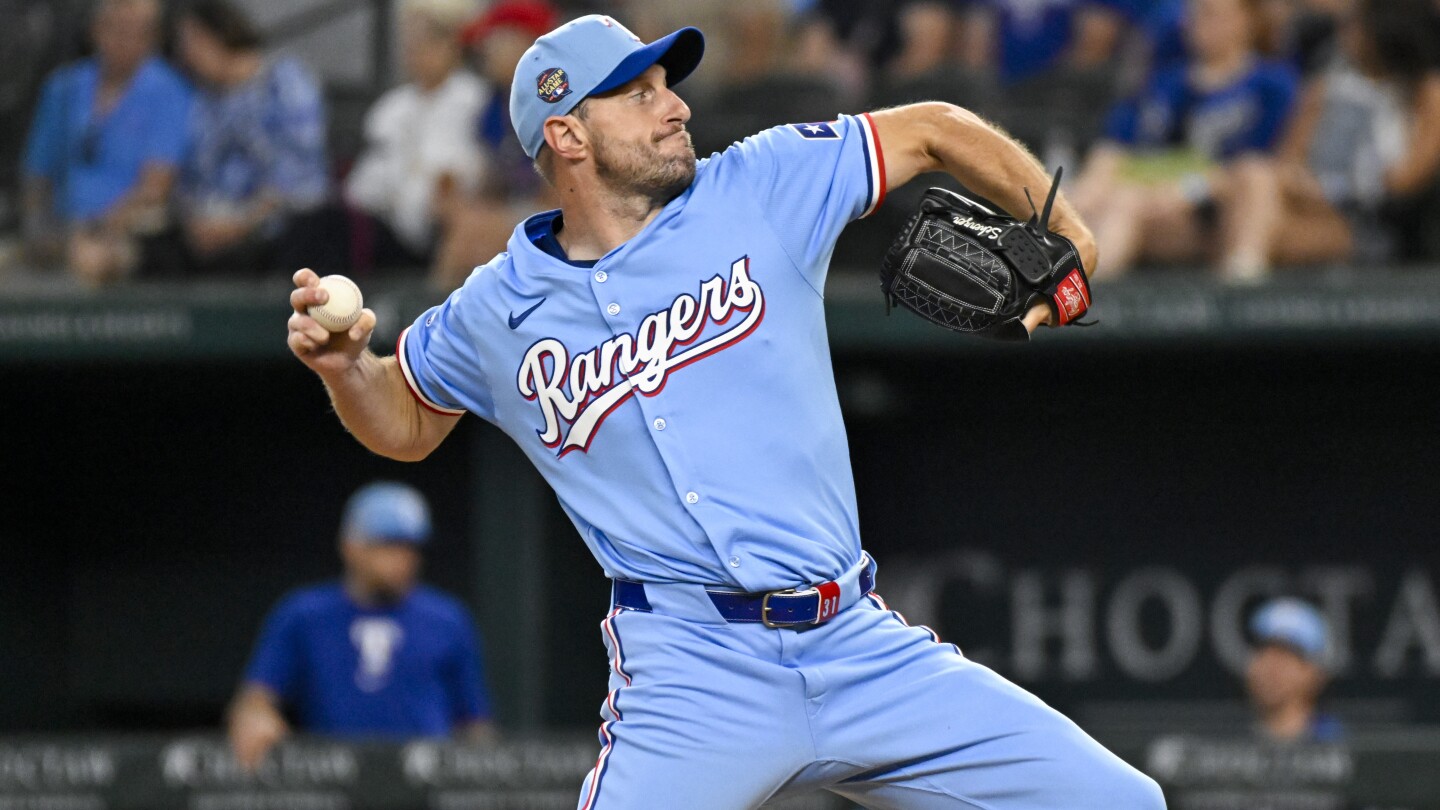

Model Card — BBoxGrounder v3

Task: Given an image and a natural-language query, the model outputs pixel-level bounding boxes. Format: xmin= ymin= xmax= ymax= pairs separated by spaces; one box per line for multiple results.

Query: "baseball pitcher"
xmin=287 ymin=15 xmax=1162 ymax=809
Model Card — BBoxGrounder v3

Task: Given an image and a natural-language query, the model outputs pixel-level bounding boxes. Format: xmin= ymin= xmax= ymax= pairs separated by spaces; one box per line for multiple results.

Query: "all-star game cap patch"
xmin=537 ymin=67 xmax=572 ymax=103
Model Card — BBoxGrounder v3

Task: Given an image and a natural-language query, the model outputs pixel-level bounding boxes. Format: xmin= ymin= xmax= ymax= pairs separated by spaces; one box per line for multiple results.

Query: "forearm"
xmin=229 ymin=684 xmax=283 ymax=723
xmin=319 ymin=351 xmax=444 ymax=462
xmin=105 ymin=164 xmax=174 ymax=231
xmin=922 ymin=104 xmax=1097 ymax=267
xmin=228 ymin=684 xmax=289 ymax=772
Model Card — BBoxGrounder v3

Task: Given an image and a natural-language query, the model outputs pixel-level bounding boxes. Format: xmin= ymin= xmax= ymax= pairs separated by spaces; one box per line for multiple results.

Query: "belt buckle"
xmin=761 ymin=587 xmax=815 ymax=629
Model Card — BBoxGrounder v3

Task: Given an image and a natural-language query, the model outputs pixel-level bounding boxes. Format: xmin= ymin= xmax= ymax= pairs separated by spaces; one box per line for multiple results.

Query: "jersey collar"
xmin=507 ymin=173 xmax=700 ymax=281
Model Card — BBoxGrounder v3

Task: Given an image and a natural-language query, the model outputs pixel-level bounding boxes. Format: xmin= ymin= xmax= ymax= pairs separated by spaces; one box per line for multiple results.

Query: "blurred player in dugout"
xmin=228 ymin=482 xmax=496 ymax=769
xmin=1247 ymin=597 xmax=1343 ymax=743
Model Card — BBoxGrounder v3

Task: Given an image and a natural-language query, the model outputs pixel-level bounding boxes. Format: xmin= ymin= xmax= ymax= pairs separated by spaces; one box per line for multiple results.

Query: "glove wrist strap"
xmin=1044 ymin=267 xmax=1092 ymax=326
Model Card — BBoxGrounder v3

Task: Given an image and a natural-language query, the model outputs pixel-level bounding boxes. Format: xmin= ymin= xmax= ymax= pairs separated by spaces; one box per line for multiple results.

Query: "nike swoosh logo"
xmin=508 ymin=298 xmax=546 ymax=329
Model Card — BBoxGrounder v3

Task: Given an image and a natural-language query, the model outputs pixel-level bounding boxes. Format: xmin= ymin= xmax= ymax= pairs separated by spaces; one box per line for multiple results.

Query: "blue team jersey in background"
xmin=181 ymin=57 xmax=330 ymax=215
xmin=243 ymin=583 xmax=491 ymax=737
xmin=22 ymin=56 xmax=192 ymax=221
xmin=1137 ymin=0 xmax=1188 ymax=77
xmin=981 ymin=0 xmax=1134 ymax=82
xmin=1104 ymin=59 xmax=1299 ymax=160
xmin=400 ymin=114 xmax=887 ymax=593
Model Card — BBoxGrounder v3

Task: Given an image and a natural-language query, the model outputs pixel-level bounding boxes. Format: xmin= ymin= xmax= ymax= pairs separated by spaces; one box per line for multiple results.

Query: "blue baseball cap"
xmin=1250 ymin=598 xmax=1328 ymax=664
xmin=341 ymin=482 xmax=431 ymax=545
xmin=509 ymin=14 xmax=705 ymax=159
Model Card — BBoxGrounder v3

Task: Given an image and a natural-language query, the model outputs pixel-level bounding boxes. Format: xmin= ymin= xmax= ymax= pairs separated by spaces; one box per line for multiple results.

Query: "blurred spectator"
xmin=429 ymin=0 xmax=558 ymax=289
xmin=1246 ymin=597 xmax=1343 ymax=742
xmin=1120 ymin=0 xmax=1348 ymax=97
xmin=1269 ymin=0 xmax=1440 ymax=266
xmin=1070 ymin=0 xmax=1299 ymax=280
xmin=344 ymin=0 xmax=484 ymax=275
xmin=791 ymin=0 xmax=950 ymax=100
xmin=628 ymin=0 xmax=790 ymax=91
xmin=20 ymin=0 xmax=191 ymax=284
xmin=794 ymin=0 xmax=902 ymax=76
xmin=1263 ymin=0 xmax=1351 ymax=75
xmin=175 ymin=0 xmax=338 ymax=276
xmin=228 ymin=482 xmax=495 ymax=772
xmin=958 ymin=0 xmax=1134 ymax=84
xmin=890 ymin=2 xmax=963 ymax=79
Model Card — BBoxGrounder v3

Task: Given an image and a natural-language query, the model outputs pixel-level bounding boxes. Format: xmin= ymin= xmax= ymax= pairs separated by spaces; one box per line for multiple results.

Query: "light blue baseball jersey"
xmin=399 ymin=114 xmax=887 ymax=592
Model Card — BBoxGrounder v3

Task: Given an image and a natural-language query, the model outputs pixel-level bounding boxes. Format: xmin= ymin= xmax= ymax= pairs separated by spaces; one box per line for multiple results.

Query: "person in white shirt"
xmin=344 ymin=0 xmax=485 ymax=273
xmin=429 ymin=0 xmax=559 ymax=290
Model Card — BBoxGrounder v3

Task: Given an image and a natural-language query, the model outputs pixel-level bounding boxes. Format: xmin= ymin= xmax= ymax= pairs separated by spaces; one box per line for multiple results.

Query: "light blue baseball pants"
xmin=576 ymin=589 xmax=1166 ymax=809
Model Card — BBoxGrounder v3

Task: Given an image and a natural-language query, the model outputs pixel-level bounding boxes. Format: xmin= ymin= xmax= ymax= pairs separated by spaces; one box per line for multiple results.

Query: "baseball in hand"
xmin=307 ymin=275 xmax=363 ymax=332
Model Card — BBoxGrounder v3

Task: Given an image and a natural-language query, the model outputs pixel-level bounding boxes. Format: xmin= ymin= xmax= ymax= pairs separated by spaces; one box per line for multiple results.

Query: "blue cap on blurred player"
xmin=342 ymin=482 xmax=431 ymax=545
xmin=1250 ymin=597 xmax=1328 ymax=664
xmin=510 ymin=14 xmax=705 ymax=159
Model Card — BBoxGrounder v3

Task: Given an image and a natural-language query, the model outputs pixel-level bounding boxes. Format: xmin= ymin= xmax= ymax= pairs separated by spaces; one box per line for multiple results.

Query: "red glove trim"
xmin=1050 ymin=268 xmax=1092 ymax=325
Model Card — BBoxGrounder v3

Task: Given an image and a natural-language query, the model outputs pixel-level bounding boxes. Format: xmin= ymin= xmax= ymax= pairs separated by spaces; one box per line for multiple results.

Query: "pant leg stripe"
xmin=867 ymin=593 xmax=955 ymax=651
xmin=583 ymin=609 xmax=630 ymax=810
xmin=582 ymin=721 xmax=617 ymax=810
xmin=603 ymin=607 xmax=632 ymax=686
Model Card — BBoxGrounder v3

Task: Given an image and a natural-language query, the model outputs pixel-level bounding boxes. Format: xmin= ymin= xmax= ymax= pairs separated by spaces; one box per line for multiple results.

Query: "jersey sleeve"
xmin=720 ymin=113 xmax=886 ymax=290
xmin=397 ymin=275 xmax=496 ymax=421
xmin=242 ymin=597 xmax=305 ymax=703
xmin=22 ymin=72 xmax=67 ymax=183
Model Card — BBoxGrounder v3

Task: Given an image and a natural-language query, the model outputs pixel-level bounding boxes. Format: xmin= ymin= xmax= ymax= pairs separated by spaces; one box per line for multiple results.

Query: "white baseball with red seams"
xmin=308 ymin=275 xmax=364 ymax=332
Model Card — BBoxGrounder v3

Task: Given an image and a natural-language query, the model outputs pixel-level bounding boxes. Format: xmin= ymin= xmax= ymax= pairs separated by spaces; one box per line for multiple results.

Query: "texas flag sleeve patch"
xmin=789 ymin=122 xmax=840 ymax=140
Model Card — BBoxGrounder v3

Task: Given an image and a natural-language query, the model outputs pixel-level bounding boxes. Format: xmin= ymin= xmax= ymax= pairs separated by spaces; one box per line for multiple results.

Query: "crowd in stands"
xmin=13 ymin=0 xmax=1440 ymax=288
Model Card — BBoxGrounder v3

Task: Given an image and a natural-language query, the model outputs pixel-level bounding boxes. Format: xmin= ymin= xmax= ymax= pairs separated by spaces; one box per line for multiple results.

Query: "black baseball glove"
xmin=879 ymin=168 xmax=1093 ymax=341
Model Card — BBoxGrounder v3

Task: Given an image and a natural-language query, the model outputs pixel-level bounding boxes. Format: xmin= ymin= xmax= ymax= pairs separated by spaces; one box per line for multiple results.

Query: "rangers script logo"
xmin=518 ymin=257 xmax=764 ymax=456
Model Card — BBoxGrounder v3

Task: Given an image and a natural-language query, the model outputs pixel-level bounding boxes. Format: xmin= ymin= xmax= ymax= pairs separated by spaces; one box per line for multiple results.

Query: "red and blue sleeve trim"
xmin=858 ymin=112 xmax=888 ymax=218
xmin=395 ymin=326 xmax=466 ymax=417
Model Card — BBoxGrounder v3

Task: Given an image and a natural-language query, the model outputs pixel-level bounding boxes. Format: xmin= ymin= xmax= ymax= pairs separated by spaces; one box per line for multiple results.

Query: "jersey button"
xmin=685 ymin=491 xmax=699 ymax=504
xmin=606 ymin=303 xmax=621 ymax=316
xmin=653 ymin=418 xmax=666 ymax=431
xmin=594 ymin=270 xmax=608 ymax=283
xmin=728 ymin=556 xmax=741 ymax=568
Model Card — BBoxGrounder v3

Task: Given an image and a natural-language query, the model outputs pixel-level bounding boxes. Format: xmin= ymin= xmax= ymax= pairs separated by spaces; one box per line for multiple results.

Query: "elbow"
xmin=354 ymin=432 xmax=439 ymax=463
xmin=375 ymin=443 xmax=437 ymax=464
xmin=915 ymin=101 xmax=987 ymax=136
xmin=912 ymin=101 xmax=990 ymax=165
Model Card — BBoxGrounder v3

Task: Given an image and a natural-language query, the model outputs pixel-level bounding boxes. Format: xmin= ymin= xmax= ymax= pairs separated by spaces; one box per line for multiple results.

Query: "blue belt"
xmin=612 ymin=555 xmax=877 ymax=628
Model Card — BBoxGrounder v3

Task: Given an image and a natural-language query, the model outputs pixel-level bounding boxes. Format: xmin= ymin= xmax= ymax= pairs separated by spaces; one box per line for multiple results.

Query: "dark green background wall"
xmin=3 ymin=337 xmax=1438 ymax=733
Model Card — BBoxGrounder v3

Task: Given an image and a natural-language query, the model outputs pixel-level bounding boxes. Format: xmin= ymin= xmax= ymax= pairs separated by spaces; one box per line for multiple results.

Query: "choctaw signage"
xmin=880 ymin=551 xmax=1440 ymax=687
xmin=0 ymin=738 xmax=840 ymax=809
